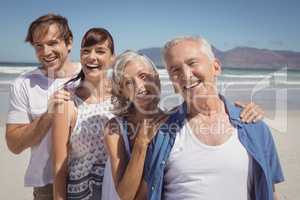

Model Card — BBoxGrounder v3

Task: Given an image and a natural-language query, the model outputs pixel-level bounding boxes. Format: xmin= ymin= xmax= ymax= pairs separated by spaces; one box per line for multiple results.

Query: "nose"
xmin=181 ymin=64 xmax=194 ymax=83
xmin=40 ymin=45 xmax=52 ymax=56
xmin=87 ymin=50 xmax=97 ymax=62
xmin=134 ymin=77 xmax=146 ymax=92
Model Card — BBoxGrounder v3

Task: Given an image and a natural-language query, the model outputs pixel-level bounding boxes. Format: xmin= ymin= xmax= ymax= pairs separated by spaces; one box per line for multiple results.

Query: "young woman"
xmin=52 ymin=28 xmax=115 ymax=200
xmin=102 ymin=51 xmax=264 ymax=200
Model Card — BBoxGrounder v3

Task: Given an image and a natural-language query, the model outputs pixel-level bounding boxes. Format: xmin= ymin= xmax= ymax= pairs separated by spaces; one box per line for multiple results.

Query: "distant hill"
xmin=138 ymin=46 xmax=300 ymax=70
xmin=137 ymin=47 xmax=162 ymax=66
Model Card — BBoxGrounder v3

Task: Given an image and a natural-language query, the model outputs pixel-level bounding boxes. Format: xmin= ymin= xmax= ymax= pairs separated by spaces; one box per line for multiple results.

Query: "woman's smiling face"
xmin=80 ymin=40 xmax=114 ymax=82
xmin=121 ymin=59 xmax=161 ymax=112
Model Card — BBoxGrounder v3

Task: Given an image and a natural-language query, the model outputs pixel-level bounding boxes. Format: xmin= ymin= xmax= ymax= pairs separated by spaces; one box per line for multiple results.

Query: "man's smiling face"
xmin=164 ymin=39 xmax=221 ymax=102
xmin=32 ymin=23 xmax=72 ymax=73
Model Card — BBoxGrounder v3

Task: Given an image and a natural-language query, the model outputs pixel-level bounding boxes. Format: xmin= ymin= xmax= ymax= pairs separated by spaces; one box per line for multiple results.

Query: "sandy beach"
xmin=0 ymin=127 xmax=31 ymax=200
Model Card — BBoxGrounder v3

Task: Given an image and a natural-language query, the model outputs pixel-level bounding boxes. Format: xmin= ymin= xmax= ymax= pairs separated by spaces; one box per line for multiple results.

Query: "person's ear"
xmin=212 ymin=58 xmax=222 ymax=77
xmin=67 ymin=39 xmax=73 ymax=53
xmin=110 ymin=54 xmax=116 ymax=63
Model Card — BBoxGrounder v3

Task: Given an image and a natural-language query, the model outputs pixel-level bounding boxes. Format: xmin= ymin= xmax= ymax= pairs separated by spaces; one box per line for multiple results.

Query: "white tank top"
xmin=164 ymin=120 xmax=252 ymax=200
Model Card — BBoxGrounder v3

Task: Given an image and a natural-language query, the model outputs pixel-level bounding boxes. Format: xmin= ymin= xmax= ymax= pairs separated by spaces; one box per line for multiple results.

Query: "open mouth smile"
xmin=86 ymin=64 xmax=101 ymax=70
xmin=136 ymin=90 xmax=149 ymax=98
xmin=43 ymin=57 xmax=57 ymax=63
xmin=184 ymin=79 xmax=202 ymax=90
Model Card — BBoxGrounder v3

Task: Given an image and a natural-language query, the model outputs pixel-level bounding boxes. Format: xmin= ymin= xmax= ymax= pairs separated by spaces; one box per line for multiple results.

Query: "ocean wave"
xmin=159 ymin=74 xmax=275 ymax=79
xmin=0 ymin=67 xmax=299 ymax=85
xmin=217 ymin=81 xmax=300 ymax=85
xmin=159 ymin=79 xmax=300 ymax=85
xmin=0 ymin=66 xmax=37 ymax=74
xmin=0 ymin=80 xmax=12 ymax=85
xmin=157 ymin=69 xmax=294 ymax=79
xmin=1 ymin=79 xmax=300 ymax=88
xmin=221 ymin=74 xmax=273 ymax=79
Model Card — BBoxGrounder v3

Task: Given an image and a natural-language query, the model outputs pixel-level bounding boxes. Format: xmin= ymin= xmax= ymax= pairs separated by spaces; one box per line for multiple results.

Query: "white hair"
xmin=112 ymin=50 xmax=158 ymax=87
xmin=162 ymin=36 xmax=215 ymax=62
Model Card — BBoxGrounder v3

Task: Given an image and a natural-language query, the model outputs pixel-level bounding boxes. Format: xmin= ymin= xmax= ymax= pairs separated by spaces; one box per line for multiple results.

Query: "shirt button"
xmin=162 ymin=160 xmax=166 ymax=165
xmin=152 ymin=186 xmax=155 ymax=191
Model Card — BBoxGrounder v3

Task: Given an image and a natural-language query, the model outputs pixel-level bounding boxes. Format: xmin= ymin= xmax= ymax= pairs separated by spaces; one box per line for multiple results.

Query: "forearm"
xmin=53 ymin=162 xmax=68 ymax=200
xmin=117 ymin=141 xmax=148 ymax=200
xmin=6 ymin=112 xmax=53 ymax=154
xmin=273 ymin=184 xmax=281 ymax=200
xmin=134 ymin=180 xmax=148 ymax=200
xmin=52 ymin=103 xmax=72 ymax=200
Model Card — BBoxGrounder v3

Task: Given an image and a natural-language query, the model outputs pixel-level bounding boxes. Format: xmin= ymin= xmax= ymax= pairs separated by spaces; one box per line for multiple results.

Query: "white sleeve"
xmin=6 ymin=79 xmax=31 ymax=124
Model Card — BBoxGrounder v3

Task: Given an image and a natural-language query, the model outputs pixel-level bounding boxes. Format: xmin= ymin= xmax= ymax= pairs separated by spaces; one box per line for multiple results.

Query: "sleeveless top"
xmin=102 ymin=117 xmax=131 ymax=200
xmin=67 ymin=95 xmax=114 ymax=200
xmin=164 ymin=121 xmax=252 ymax=200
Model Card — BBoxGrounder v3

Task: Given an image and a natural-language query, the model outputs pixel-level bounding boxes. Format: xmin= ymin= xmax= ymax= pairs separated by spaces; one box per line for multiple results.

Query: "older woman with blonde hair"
xmin=102 ymin=50 xmax=167 ymax=200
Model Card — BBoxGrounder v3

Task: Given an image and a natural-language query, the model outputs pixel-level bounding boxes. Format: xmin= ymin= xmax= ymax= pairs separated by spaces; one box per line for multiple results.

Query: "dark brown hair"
xmin=25 ymin=13 xmax=73 ymax=45
xmin=81 ymin=27 xmax=115 ymax=54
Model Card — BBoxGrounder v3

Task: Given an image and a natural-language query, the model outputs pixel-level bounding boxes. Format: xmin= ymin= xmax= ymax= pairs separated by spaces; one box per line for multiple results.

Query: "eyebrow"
xmin=168 ymin=65 xmax=179 ymax=71
xmin=185 ymin=58 xmax=199 ymax=63
xmin=122 ymin=70 xmax=154 ymax=82
xmin=47 ymin=39 xmax=60 ymax=43
xmin=95 ymin=46 xmax=109 ymax=50
xmin=33 ymin=37 xmax=60 ymax=45
xmin=135 ymin=66 xmax=156 ymax=75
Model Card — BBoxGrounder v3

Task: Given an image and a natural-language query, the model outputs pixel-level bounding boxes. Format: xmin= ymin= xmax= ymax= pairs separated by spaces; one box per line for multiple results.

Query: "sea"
xmin=0 ymin=63 xmax=300 ymax=127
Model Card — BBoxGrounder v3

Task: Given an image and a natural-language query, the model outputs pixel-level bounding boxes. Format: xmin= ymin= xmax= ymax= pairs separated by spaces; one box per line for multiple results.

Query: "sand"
xmin=272 ymin=111 xmax=300 ymax=199
xmin=0 ymin=127 xmax=32 ymax=199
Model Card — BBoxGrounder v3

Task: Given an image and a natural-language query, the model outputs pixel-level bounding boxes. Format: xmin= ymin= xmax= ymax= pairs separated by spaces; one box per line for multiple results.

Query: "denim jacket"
xmin=143 ymin=96 xmax=284 ymax=200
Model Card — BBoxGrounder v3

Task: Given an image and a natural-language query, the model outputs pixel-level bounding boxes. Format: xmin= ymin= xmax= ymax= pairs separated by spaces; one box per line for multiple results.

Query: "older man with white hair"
xmin=143 ymin=36 xmax=284 ymax=200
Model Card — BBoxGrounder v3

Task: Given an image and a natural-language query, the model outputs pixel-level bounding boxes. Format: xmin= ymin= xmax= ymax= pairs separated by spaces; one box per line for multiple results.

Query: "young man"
xmin=143 ymin=36 xmax=284 ymax=200
xmin=5 ymin=14 xmax=80 ymax=200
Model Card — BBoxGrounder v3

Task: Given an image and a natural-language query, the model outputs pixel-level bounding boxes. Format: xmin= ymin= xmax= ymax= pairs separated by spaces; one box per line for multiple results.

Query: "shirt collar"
xmin=182 ymin=94 xmax=243 ymax=127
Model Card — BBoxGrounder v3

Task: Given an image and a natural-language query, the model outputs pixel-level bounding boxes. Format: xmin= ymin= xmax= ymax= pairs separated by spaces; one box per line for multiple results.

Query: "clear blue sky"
xmin=0 ymin=0 xmax=299 ymax=62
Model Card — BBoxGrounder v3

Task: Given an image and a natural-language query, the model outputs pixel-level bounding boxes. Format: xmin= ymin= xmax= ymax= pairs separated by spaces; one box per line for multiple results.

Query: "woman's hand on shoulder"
xmin=235 ymin=101 xmax=264 ymax=123
xmin=49 ymin=89 xmax=72 ymax=114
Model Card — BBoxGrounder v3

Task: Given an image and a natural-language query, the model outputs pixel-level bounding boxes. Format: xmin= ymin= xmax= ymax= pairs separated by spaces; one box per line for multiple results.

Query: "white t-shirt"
xmin=7 ymin=66 xmax=81 ymax=187
xmin=164 ymin=121 xmax=252 ymax=200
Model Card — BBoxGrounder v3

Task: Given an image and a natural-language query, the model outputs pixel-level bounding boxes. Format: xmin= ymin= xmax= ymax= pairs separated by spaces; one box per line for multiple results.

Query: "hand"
xmin=135 ymin=114 xmax=169 ymax=146
xmin=235 ymin=101 xmax=264 ymax=123
xmin=48 ymin=89 xmax=71 ymax=114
